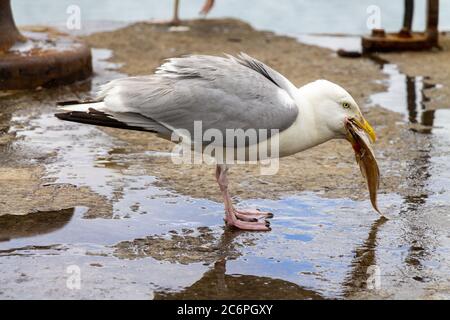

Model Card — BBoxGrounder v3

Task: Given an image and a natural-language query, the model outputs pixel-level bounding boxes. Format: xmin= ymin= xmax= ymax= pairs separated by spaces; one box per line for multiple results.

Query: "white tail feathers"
xmin=58 ymin=101 xmax=105 ymax=112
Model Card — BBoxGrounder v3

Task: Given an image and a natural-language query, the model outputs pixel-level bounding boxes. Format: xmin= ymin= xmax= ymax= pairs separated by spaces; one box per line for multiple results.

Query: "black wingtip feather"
xmin=54 ymin=110 xmax=156 ymax=133
xmin=56 ymin=99 xmax=99 ymax=106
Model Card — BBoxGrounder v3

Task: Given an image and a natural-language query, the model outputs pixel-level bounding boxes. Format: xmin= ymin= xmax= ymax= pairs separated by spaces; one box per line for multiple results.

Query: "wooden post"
xmin=400 ymin=0 xmax=414 ymax=37
xmin=426 ymin=0 xmax=439 ymax=47
xmin=0 ymin=0 xmax=25 ymax=51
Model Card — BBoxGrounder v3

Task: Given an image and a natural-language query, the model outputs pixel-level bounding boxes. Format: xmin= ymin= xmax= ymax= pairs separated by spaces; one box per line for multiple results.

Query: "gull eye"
xmin=342 ymin=102 xmax=351 ymax=109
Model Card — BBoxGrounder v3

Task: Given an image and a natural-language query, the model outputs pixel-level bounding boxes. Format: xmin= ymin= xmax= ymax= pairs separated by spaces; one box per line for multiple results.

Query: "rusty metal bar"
xmin=0 ymin=0 xmax=25 ymax=51
xmin=400 ymin=0 xmax=414 ymax=36
xmin=0 ymin=0 xmax=92 ymax=89
xmin=362 ymin=0 xmax=440 ymax=52
xmin=426 ymin=0 xmax=439 ymax=46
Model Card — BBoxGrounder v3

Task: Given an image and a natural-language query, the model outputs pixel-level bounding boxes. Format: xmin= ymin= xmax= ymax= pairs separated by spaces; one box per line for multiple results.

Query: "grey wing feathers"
xmin=95 ymin=53 xmax=299 ymax=144
xmin=226 ymin=53 xmax=298 ymax=97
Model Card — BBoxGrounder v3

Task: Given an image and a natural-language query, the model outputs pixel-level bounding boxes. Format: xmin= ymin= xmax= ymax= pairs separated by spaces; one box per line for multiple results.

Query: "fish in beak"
xmin=346 ymin=117 xmax=381 ymax=214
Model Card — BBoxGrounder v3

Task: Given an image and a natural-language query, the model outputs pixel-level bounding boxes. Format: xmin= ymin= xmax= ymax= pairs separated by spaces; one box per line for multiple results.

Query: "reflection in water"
xmin=342 ymin=216 xmax=387 ymax=296
xmin=371 ymin=55 xmax=441 ymax=283
xmin=399 ymin=137 xmax=434 ymax=280
xmin=154 ymin=229 xmax=323 ymax=300
xmin=0 ymin=208 xmax=75 ymax=242
xmin=406 ymin=75 xmax=436 ymax=134
xmin=370 ymin=56 xmax=439 ymax=133
xmin=155 ymin=259 xmax=323 ymax=299
xmin=401 ymin=68 xmax=437 ymax=280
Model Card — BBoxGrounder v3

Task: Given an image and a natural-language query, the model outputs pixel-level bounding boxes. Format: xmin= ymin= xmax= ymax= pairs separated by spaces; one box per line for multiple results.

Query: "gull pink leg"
xmin=216 ymin=165 xmax=271 ymax=231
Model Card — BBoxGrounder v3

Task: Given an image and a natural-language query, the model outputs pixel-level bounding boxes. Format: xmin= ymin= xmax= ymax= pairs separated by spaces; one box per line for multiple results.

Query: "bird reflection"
xmin=342 ymin=216 xmax=387 ymax=296
xmin=154 ymin=229 xmax=323 ymax=300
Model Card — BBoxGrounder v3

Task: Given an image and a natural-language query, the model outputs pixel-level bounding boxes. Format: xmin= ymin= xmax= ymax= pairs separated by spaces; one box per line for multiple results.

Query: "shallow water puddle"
xmin=362 ymin=45 xmax=450 ymax=298
xmin=368 ymin=57 xmax=450 ymax=216
xmin=368 ymin=59 xmax=446 ymax=131
xmin=0 ymin=192 xmax=396 ymax=298
xmin=240 ymin=34 xmax=450 ymax=298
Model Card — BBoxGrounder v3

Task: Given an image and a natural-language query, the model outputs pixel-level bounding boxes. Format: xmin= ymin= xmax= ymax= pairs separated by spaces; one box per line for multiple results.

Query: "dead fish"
xmin=346 ymin=119 xmax=381 ymax=214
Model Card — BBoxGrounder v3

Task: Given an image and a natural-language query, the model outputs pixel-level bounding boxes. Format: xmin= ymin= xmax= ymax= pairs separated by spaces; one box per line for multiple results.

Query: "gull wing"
xmin=60 ymin=54 xmax=299 ymax=146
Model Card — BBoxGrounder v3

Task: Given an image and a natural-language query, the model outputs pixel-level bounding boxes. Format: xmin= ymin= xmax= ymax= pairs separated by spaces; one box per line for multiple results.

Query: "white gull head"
xmin=300 ymin=79 xmax=365 ymax=138
xmin=278 ymin=79 xmax=375 ymax=157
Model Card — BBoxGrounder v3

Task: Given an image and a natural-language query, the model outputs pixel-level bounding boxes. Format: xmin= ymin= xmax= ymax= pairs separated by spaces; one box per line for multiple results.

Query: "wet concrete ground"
xmin=0 ymin=20 xmax=449 ymax=299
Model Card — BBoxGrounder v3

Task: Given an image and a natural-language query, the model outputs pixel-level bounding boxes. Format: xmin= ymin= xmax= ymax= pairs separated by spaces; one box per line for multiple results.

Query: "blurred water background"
xmin=12 ymin=0 xmax=450 ymax=36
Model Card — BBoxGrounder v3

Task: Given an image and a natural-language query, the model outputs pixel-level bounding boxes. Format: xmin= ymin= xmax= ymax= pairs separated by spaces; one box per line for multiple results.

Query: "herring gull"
xmin=56 ymin=53 xmax=378 ymax=231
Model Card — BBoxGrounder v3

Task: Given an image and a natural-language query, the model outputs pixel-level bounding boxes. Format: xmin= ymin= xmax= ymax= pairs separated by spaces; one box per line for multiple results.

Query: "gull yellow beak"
xmin=350 ymin=116 xmax=376 ymax=143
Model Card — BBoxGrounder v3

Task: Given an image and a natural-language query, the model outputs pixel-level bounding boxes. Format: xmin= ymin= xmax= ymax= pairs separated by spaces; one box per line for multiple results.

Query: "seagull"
xmin=56 ymin=53 xmax=377 ymax=231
